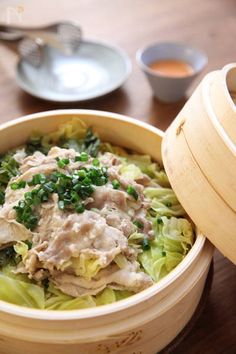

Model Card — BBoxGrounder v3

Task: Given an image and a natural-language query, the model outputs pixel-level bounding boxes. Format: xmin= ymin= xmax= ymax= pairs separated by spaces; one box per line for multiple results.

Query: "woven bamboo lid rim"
xmin=202 ymin=72 xmax=236 ymax=156
xmin=208 ymin=65 xmax=236 ymax=144
xmin=222 ymin=63 xmax=236 ymax=112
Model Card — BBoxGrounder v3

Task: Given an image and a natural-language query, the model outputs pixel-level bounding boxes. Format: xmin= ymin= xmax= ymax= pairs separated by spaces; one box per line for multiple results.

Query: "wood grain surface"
xmin=0 ymin=1 xmax=236 ymax=353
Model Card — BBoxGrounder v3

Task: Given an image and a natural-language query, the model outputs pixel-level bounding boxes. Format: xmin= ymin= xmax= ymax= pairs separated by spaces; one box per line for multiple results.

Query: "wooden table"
xmin=0 ymin=0 xmax=236 ymax=353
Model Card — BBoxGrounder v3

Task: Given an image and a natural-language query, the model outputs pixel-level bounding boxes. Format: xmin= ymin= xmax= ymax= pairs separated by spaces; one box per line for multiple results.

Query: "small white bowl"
xmin=136 ymin=42 xmax=208 ymax=102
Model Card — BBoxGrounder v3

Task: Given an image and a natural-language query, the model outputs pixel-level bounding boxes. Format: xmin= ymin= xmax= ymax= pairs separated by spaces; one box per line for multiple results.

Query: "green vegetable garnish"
xmin=58 ymin=200 xmax=65 ymax=210
xmin=61 ymin=128 xmax=100 ymax=157
xmin=14 ymin=198 xmax=38 ymax=230
xmin=26 ymin=127 xmax=100 ymax=159
xmin=133 ymin=220 xmax=144 ymax=229
xmin=82 ymin=128 xmax=100 ymax=157
xmin=92 ymin=158 xmax=100 ymax=167
xmin=112 ymin=179 xmax=120 ymax=189
xmin=13 ymin=162 xmax=109 ymax=230
xmin=142 ymin=238 xmax=150 ymax=251
xmin=127 ymin=185 xmax=138 ymax=200
xmin=25 ymin=135 xmax=49 ymax=155
xmin=27 ymin=173 xmax=47 ymax=186
xmin=42 ymin=182 xmax=56 ymax=193
xmin=0 ymin=153 xmax=19 ymax=204
xmin=25 ymin=240 xmax=33 ymax=250
xmin=10 ymin=180 xmax=26 ymax=190
xmin=56 ymin=157 xmax=70 ymax=169
xmin=75 ymin=152 xmax=89 ymax=162
xmin=75 ymin=203 xmax=85 ymax=213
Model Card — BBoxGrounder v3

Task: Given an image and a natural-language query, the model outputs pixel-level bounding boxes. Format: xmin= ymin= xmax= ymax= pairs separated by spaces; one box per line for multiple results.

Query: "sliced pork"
xmin=52 ymin=264 xmax=153 ymax=297
xmin=0 ymin=146 xmax=155 ymax=298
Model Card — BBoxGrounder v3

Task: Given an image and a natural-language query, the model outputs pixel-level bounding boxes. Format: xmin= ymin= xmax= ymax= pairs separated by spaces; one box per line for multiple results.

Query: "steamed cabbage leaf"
xmin=1 ymin=264 xmax=31 ymax=283
xmin=123 ymin=155 xmax=170 ymax=187
xmin=96 ymin=288 xmax=133 ymax=305
xmin=0 ymin=272 xmax=44 ymax=308
xmin=120 ymin=164 xmax=143 ymax=180
xmin=139 ymin=216 xmax=194 ymax=282
xmin=14 ymin=241 xmax=29 ymax=261
xmin=100 ymin=143 xmax=169 ymax=187
xmin=100 ymin=142 xmax=128 ymax=156
xmin=26 ymin=119 xmax=100 ymax=157
xmin=45 ymin=284 xmax=133 ymax=310
xmin=95 ymin=288 xmax=116 ymax=306
xmin=45 ymin=284 xmax=96 ymax=310
xmin=145 ymin=187 xmax=186 ymax=217
xmin=63 ymin=254 xmax=103 ymax=280
xmin=42 ymin=118 xmax=87 ymax=147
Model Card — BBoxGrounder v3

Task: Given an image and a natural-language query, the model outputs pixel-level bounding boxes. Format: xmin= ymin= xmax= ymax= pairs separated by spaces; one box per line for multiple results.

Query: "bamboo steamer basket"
xmin=163 ymin=64 xmax=236 ymax=264
xmin=0 ymin=110 xmax=213 ymax=354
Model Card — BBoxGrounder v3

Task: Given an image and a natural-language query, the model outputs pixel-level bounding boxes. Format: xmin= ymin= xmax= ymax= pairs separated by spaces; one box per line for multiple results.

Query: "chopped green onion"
xmin=80 ymin=152 xmax=89 ymax=161
xmin=75 ymin=203 xmax=85 ymax=213
xmin=73 ymin=183 xmax=81 ymax=192
xmin=165 ymin=202 xmax=172 ymax=207
xmin=70 ymin=191 xmax=80 ymax=203
xmin=24 ymin=191 xmax=32 ymax=201
xmin=10 ymin=183 xmax=19 ymax=190
xmin=50 ymin=173 xmax=58 ymax=183
xmin=37 ymin=188 xmax=49 ymax=202
xmin=112 ymin=179 xmax=120 ymax=189
xmin=12 ymin=155 xmax=109 ymax=230
xmin=27 ymin=215 xmax=38 ymax=229
xmin=25 ymin=240 xmax=32 ymax=249
xmin=157 ymin=217 xmax=163 ymax=224
xmin=10 ymin=180 xmax=26 ymax=190
xmin=42 ymin=182 xmax=56 ymax=193
xmin=92 ymin=158 xmax=100 ymax=166
xmin=75 ymin=152 xmax=89 ymax=162
xmin=58 ymin=200 xmax=65 ymax=210
xmin=127 ymin=185 xmax=138 ymax=200
xmin=14 ymin=201 xmax=38 ymax=231
xmin=77 ymin=169 xmax=87 ymax=179
xmin=133 ymin=220 xmax=144 ymax=229
xmin=83 ymin=176 xmax=92 ymax=185
xmin=56 ymin=157 xmax=70 ymax=168
xmin=142 ymin=238 xmax=150 ymax=251
xmin=28 ymin=173 xmax=47 ymax=186
xmin=95 ymin=176 xmax=107 ymax=186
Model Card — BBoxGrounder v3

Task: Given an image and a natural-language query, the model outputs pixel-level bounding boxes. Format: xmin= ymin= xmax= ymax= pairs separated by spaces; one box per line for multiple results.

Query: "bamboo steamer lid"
xmin=174 ymin=71 xmax=236 ymax=212
xmin=162 ymin=64 xmax=236 ymax=265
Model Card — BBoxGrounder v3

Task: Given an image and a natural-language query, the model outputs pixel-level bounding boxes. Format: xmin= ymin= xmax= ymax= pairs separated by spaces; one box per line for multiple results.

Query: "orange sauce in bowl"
xmin=148 ymin=59 xmax=194 ymax=77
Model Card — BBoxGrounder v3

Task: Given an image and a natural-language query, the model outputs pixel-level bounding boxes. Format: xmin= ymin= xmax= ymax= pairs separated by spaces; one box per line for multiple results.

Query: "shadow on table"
xmin=17 ymin=87 xmax=131 ymax=116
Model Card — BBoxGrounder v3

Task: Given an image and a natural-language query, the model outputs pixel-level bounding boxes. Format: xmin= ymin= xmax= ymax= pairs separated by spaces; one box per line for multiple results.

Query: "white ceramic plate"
xmin=16 ymin=40 xmax=132 ymax=102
